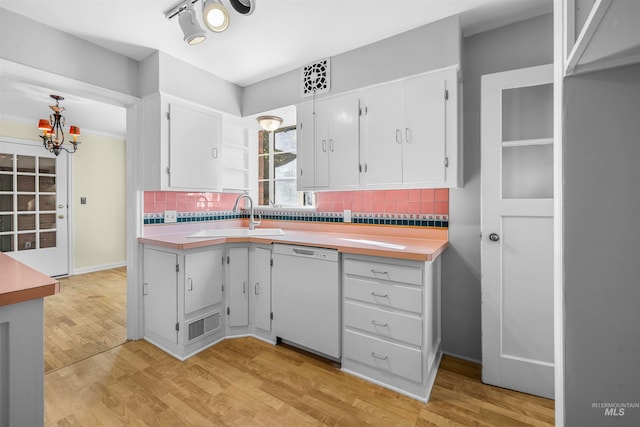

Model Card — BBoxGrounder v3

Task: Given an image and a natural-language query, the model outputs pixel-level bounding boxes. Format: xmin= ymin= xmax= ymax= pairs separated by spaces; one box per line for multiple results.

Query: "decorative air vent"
xmin=188 ymin=312 xmax=221 ymax=341
xmin=301 ymin=58 xmax=331 ymax=98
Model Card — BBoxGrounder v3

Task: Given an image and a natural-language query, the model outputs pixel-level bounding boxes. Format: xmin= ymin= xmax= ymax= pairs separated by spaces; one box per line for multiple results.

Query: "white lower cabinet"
xmin=251 ymin=246 xmax=272 ymax=334
xmin=143 ymin=246 xmax=224 ymax=360
xmin=341 ymin=254 xmax=442 ymax=402
xmin=226 ymin=246 xmax=249 ymax=328
xmin=142 ymin=242 xmax=442 ymax=403
xmin=143 ymin=243 xmax=275 ymax=359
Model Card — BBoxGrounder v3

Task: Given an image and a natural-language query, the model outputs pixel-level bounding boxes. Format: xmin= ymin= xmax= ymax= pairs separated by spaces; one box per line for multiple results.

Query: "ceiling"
xmin=0 ymin=0 xmax=551 ymax=136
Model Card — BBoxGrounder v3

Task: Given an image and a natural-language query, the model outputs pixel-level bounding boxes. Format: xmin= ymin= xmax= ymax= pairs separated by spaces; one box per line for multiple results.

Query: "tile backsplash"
xmin=315 ymin=189 xmax=448 ymax=215
xmin=144 ymin=189 xmax=449 ymax=227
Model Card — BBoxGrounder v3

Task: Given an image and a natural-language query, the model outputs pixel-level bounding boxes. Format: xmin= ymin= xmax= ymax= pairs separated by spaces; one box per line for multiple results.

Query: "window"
xmin=258 ymin=126 xmax=314 ymax=207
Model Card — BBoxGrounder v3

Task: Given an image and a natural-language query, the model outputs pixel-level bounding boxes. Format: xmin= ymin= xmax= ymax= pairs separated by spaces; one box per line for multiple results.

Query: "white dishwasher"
xmin=272 ymin=244 xmax=340 ymax=360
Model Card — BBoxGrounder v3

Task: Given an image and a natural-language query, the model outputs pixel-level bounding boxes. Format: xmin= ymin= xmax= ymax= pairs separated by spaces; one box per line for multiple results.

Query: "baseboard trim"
xmin=73 ymin=261 xmax=126 ymax=276
xmin=442 ymin=351 xmax=481 ymax=365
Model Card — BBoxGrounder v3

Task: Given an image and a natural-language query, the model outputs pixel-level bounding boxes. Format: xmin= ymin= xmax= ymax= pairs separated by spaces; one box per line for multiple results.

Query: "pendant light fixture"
xmin=257 ymin=115 xmax=283 ymax=132
xmin=37 ymin=95 xmax=81 ymax=156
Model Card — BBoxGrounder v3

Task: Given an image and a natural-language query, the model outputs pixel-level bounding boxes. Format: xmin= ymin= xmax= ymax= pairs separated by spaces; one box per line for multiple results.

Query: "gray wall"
xmin=564 ymin=63 xmax=640 ymax=426
xmin=443 ymin=13 xmax=553 ymax=361
xmin=0 ymin=8 xmax=138 ymax=98
xmin=139 ymin=52 xmax=243 ymax=116
xmin=242 ymin=16 xmax=461 ymax=116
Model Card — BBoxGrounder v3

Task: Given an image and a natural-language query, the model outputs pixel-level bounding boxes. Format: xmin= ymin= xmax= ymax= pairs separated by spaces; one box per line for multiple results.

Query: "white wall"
xmin=564 ymin=63 xmax=640 ymax=426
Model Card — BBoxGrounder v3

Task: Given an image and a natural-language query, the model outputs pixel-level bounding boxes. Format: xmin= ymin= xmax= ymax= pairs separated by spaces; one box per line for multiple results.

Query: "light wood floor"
xmin=44 ymin=267 xmax=127 ymax=372
xmin=44 ymin=268 xmax=554 ymax=426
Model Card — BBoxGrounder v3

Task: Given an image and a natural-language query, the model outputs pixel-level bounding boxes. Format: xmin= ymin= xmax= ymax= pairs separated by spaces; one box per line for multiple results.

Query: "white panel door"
xmin=184 ymin=249 xmax=223 ymax=316
xmin=296 ymin=102 xmax=315 ymax=190
xmin=326 ymin=93 xmax=360 ymax=188
xmin=143 ymin=248 xmax=178 ymax=344
xmin=402 ymin=73 xmax=446 ymax=185
xmin=481 ymin=64 xmax=554 ymax=399
xmin=168 ymin=102 xmax=221 ymax=190
xmin=252 ymin=247 xmax=272 ymax=332
xmin=227 ymin=247 xmax=249 ymax=327
xmin=362 ymin=83 xmax=403 ymax=186
xmin=0 ymin=141 xmax=69 ymax=277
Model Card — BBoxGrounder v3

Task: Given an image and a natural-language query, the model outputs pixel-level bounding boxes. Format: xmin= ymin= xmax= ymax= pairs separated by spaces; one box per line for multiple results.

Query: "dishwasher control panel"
xmin=273 ymin=244 xmax=339 ymax=262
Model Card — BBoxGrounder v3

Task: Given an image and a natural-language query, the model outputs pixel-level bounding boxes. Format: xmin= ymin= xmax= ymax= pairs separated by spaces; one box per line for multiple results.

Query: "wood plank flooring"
xmin=44 ymin=268 xmax=554 ymax=426
xmin=44 ymin=267 xmax=127 ymax=372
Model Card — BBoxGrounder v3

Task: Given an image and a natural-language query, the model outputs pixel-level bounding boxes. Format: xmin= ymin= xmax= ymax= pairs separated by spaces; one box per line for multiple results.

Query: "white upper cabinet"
xmin=296 ymin=101 xmax=315 ymax=191
xmin=142 ymin=93 xmax=223 ymax=191
xmin=297 ymin=92 xmax=361 ymax=190
xmin=296 ymin=66 xmax=461 ymax=191
xmin=361 ymin=66 xmax=461 ymax=189
xmin=315 ymin=93 xmax=361 ymax=189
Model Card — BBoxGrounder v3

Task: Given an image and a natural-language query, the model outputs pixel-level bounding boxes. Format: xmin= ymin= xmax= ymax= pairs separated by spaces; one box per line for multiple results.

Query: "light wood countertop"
xmin=0 ymin=253 xmax=60 ymax=306
xmin=139 ymin=221 xmax=448 ymax=261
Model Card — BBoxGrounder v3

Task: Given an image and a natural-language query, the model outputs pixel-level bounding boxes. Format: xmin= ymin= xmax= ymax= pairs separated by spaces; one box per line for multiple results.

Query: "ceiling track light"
xmin=165 ymin=0 xmax=256 ymax=45
xmin=202 ymin=0 xmax=230 ymax=33
xmin=165 ymin=0 xmax=206 ymax=45
xmin=228 ymin=0 xmax=256 ymax=16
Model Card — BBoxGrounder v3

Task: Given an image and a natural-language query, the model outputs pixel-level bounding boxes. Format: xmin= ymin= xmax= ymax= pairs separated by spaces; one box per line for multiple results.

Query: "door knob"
xmin=489 ymin=233 xmax=500 ymax=242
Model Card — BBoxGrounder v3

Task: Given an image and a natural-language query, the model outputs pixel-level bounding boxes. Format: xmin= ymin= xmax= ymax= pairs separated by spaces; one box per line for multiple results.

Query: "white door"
xmin=481 ymin=64 xmax=554 ymax=399
xmin=168 ymin=102 xmax=221 ymax=190
xmin=143 ymin=248 xmax=178 ymax=344
xmin=362 ymin=83 xmax=403 ymax=186
xmin=296 ymin=102 xmax=315 ymax=190
xmin=0 ymin=140 xmax=69 ymax=277
xmin=252 ymin=247 xmax=272 ymax=332
xmin=402 ymin=73 xmax=446 ymax=185
xmin=227 ymin=247 xmax=249 ymax=327
xmin=326 ymin=93 xmax=360 ymax=188
xmin=184 ymin=249 xmax=223 ymax=316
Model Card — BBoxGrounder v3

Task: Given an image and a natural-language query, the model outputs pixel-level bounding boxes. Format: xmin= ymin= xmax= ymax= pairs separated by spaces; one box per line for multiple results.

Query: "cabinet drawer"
xmin=344 ymin=276 xmax=422 ymax=314
xmin=344 ymin=302 xmax=422 ymax=346
xmin=343 ymin=330 xmax=422 ymax=383
xmin=344 ymin=259 xmax=422 ymax=285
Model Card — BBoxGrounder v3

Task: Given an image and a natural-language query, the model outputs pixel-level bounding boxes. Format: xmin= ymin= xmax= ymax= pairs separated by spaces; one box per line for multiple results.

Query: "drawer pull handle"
xmin=371 ymin=320 xmax=388 ymax=327
xmin=371 ymin=269 xmax=389 ymax=276
xmin=371 ymin=352 xmax=388 ymax=361
xmin=371 ymin=292 xmax=389 ymax=298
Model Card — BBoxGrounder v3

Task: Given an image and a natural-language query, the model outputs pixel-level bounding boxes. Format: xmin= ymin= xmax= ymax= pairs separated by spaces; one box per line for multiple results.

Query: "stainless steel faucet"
xmin=232 ymin=194 xmax=261 ymax=230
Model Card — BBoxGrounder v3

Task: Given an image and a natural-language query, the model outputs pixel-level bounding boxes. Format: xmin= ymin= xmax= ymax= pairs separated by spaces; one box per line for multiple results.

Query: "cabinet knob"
xmin=489 ymin=233 xmax=500 ymax=242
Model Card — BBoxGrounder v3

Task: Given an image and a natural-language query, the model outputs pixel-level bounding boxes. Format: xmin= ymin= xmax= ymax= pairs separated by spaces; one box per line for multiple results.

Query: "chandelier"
xmin=37 ymin=95 xmax=81 ymax=156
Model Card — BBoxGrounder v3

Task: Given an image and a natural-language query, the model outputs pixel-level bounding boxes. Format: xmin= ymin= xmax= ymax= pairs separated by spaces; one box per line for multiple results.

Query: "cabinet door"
xmin=362 ymin=83 xmax=403 ymax=186
xmin=252 ymin=247 xmax=272 ymax=332
xmin=143 ymin=248 xmax=178 ymax=344
xmin=402 ymin=73 xmax=446 ymax=185
xmin=184 ymin=249 xmax=223 ymax=315
xmin=296 ymin=102 xmax=315 ymax=190
xmin=315 ymin=101 xmax=331 ymax=188
xmin=327 ymin=93 xmax=360 ymax=188
xmin=227 ymin=247 xmax=249 ymax=327
xmin=168 ymin=102 xmax=222 ymax=190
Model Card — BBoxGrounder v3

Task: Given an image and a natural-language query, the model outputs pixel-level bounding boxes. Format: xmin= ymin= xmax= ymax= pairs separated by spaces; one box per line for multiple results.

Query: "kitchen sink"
xmin=187 ymin=228 xmax=285 ymax=238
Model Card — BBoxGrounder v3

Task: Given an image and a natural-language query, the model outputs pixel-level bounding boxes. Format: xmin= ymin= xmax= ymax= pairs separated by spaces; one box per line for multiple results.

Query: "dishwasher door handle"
xmin=292 ymin=248 xmax=316 ymax=256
